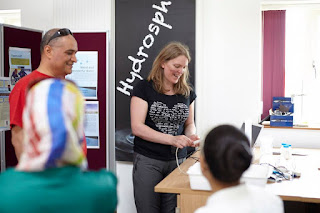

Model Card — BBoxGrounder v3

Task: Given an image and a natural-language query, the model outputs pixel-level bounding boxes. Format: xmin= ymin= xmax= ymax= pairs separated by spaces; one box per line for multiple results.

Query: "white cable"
xmin=175 ymin=147 xmax=188 ymax=175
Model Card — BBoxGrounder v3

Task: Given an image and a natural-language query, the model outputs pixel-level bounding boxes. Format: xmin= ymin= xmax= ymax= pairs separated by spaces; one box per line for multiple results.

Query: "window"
xmin=285 ymin=7 xmax=320 ymax=126
xmin=0 ymin=10 xmax=21 ymax=26
xmin=262 ymin=3 xmax=320 ymax=127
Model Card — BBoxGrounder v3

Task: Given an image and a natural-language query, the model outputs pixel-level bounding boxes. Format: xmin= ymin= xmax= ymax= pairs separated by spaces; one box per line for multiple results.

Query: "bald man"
xmin=9 ymin=28 xmax=87 ymax=160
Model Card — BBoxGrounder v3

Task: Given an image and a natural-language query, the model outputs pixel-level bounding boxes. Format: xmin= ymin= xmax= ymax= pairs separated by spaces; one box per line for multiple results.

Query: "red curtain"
xmin=262 ymin=10 xmax=286 ymax=119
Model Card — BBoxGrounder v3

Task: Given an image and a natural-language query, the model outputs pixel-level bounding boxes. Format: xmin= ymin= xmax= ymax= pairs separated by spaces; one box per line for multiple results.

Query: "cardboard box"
xmin=272 ymin=97 xmax=294 ymax=113
xmin=240 ymin=164 xmax=270 ymax=187
xmin=187 ymin=163 xmax=270 ymax=191
xmin=270 ymin=115 xmax=293 ymax=127
xmin=271 ymin=97 xmax=294 ymax=127
xmin=187 ymin=162 xmax=211 ymax=191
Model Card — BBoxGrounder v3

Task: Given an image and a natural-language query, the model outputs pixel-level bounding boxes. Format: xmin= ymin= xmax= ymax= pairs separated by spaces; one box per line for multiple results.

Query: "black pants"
xmin=132 ymin=153 xmax=183 ymax=213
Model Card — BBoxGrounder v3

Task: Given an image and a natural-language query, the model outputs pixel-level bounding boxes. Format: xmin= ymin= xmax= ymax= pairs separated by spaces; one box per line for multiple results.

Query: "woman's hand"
xmin=188 ymin=134 xmax=200 ymax=147
xmin=171 ymin=135 xmax=193 ymax=149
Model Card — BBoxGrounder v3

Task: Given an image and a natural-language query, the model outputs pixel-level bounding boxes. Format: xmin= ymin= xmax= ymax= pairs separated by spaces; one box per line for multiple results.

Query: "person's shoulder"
xmin=83 ymin=170 xmax=118 ymax=211
xmin=247 ymin=185 xmax=284 ymax=212
xmin=132 ymin=79 xmax=153 ymax=97
xmin=12 ymin=70 xmax=41 ymax=89
xmin=19 ymin=70 xmax=40 ymax=79
xmin=194 ymin=206 xmax=208 ymax=213
xmin=96 ymin=170 xmax=117 ymax=182
xmin=247 ymin=185 xmax=283 ymax=203
xmin=82 ymin=170 xmax=117 ymax=206
xmin=247 ymin=184 xmax=275 ymax=195
xmin=27 ymin=70 xmax=52 ymax=81
xmin=194 ymin=203 xmax=222 ymax=213
xmin=0 ymin=169 xmax=19 ymax=188
xmin=190 ymin=88 xmax=196 ymax=96
xmin=188 ymin=86 xmax=196 ymax=102
xmin=135 ymin=79 xmax=152 ymax=88
xmin=84 ymin=170 xmax=117 ymax=187
xmin=0 ymin=168 xmax=15 ymax=178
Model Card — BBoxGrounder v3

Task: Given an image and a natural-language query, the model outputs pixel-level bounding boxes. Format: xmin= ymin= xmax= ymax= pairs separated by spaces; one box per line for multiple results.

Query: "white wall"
xmin=195 ymin=0 xmax=262 ymax=138
xmin=116 ymin=162 xmax=137 ymax=213
xmin=52 ymin=0 xmax=111 ymax=32
xmin=0 ymin=0 xmax=111 ymax=32
xmin=259 ymin=0 xmax=320 ymax=147
xmin=0 ymin=0 xmax=53 ymax=30
xmin=259 ymin=128 xmax=320 ymax=148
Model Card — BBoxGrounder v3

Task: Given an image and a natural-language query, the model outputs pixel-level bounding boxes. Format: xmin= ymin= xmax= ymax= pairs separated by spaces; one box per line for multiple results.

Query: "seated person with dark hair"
xmin=0 ymin=79 xmax=117 ymax=213
xmin=195 ymin=125 xmax=284 ymax=213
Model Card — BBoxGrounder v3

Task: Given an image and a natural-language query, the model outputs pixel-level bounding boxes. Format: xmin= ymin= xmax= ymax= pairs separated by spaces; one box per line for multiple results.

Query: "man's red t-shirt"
xmin=9 ymin=70 xmax=87 ymax=155
xmin=10 ymin=70 xmax=50 ymax=128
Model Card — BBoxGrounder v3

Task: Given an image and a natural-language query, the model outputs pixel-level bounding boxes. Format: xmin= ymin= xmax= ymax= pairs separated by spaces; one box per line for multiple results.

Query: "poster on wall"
xmin=67 ymin=51 xmax=98 ymax=99
xmin=0 ymin=77 xmax=11 ymax=131
xmin=8 ymin=47 xmax=32 ymax=87
xmin=115 ymin=0 xmax=196 ymax=161
xmin=84 ymin=101 xmax=100 ymax=149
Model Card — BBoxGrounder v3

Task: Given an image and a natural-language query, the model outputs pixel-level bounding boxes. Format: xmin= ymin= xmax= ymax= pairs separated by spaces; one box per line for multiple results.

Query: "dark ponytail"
xmin=203 ymin=125 xmax=252 ymax=183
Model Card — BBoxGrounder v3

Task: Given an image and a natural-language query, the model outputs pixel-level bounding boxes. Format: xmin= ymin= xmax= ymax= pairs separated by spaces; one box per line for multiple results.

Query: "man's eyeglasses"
xmin=46 ymin=28 xmax=73 ymax=45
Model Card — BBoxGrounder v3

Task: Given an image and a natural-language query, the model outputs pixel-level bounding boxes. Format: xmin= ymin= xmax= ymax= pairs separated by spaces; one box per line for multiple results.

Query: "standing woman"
xmin=131 ymin=42 xmax=199 ymax=213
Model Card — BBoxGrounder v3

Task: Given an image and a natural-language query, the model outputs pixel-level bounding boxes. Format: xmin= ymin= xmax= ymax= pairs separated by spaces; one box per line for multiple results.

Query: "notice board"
xmin=2 ymin=25 xmax=42 ymax=168
xmin=73 ymin=32 xmax=108 ymax=170
xmin=2 ymin=27 xmax=109 ymax=170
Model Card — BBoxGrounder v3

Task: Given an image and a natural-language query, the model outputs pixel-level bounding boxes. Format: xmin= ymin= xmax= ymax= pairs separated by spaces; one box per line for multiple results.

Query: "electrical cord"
xmin=259 ymin=163 xmax=291 ymax=180
xmin=175 ymin=147 xmax=200 ymax=175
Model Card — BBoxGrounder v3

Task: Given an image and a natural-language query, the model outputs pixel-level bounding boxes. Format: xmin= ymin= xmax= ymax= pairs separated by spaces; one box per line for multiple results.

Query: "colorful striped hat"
xmin=17 ymin=79 xmax=87 ymax=171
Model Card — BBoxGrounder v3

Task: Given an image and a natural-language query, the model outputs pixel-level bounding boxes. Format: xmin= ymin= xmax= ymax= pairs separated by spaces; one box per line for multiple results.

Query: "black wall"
xmin=115 ymin=0 xmax=196 ymax=161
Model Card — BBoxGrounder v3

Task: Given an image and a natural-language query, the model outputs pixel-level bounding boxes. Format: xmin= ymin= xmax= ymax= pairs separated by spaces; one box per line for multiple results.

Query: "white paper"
xmin=8 ymin=47 xmax=32 ymax=87
xmin=84 ymin=101 xmax=99 ymax=149
xmin=0 ymin=77 xmax=11 ymax=131
xmin=67 ymin=51 xmax=98 ymax=99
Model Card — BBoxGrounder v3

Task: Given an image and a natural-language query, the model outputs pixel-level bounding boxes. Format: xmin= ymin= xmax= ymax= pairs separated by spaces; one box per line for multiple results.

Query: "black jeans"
xmin=132 ymin=152 xmax=184 ymax=213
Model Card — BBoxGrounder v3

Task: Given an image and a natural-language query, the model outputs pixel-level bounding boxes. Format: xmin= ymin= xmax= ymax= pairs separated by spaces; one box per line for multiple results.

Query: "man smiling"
xmin=9 ymin=28 xmax=87 ymax=161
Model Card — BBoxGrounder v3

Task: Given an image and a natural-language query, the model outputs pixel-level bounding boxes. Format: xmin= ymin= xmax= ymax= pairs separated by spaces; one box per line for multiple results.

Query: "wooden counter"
xmin=155 ymin=150 xmax=210 ymax=213
xmin=155 ymin=148 xmax=320 ymax=213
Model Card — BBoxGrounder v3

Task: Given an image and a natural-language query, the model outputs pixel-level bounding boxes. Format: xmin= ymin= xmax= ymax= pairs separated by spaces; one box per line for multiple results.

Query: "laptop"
xmin=240 ymin=123 xmax=264 ymax=147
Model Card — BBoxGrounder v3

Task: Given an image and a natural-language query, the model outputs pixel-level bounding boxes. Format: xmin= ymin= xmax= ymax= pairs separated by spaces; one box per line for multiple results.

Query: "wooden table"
xmin=155 ymin=148 xmax=320 ymax=213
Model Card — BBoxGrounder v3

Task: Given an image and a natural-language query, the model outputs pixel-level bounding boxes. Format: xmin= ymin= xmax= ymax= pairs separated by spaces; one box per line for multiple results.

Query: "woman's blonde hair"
xmin=147 ymin=42 xmax=192 ymax=97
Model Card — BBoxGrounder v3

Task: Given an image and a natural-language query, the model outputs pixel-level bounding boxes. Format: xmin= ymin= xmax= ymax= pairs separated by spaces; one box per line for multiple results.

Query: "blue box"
xmin=272 ymin=97 xmax=294 ymax=113
xmin=270 ymin=115 xmax=293 ymax=127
